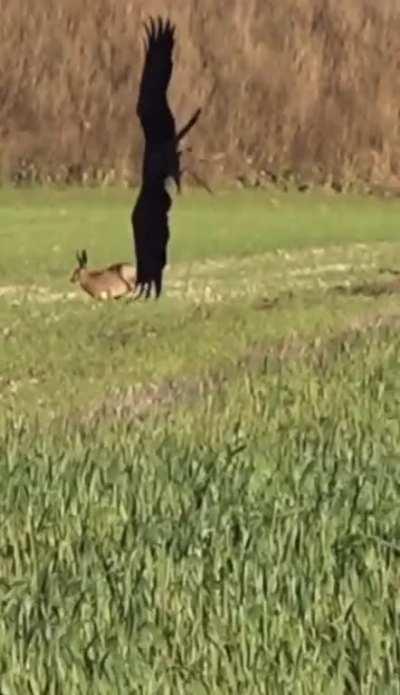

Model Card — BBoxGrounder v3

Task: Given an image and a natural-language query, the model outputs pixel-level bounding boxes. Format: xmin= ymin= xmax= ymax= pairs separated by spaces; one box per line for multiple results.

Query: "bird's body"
xmin=131 ymin=183 xmax=171 ymax=298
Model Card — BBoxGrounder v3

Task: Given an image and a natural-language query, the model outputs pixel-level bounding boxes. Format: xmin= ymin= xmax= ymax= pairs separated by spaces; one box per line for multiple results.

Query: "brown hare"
xmin=70 ymin=250 xmax=136 ymax=300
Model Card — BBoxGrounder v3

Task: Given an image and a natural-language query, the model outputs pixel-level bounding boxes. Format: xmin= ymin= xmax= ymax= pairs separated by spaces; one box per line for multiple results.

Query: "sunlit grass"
xmin=1 ymin=187 xmax=400 ymax=692
xmin=1 ymin=186 xmax=400 ymax=284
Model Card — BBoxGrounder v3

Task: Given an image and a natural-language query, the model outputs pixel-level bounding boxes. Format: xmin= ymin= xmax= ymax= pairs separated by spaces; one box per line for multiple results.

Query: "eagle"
xmin=132 ymin=17 xmax=202 ymax=299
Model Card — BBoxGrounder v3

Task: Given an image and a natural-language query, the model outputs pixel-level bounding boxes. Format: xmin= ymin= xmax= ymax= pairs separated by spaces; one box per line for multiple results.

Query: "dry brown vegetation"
xmin=0 ymin=0 xmax=399 ymax=187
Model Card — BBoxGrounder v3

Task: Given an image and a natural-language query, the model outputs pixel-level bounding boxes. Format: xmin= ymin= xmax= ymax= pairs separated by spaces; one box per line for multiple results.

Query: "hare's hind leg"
xmin=125 ymin=279 xmax=136 ymax=296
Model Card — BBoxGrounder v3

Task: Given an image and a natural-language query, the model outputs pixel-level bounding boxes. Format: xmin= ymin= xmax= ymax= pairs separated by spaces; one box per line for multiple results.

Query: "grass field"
xmin=1 ymin=186 xmax=400 ymax=693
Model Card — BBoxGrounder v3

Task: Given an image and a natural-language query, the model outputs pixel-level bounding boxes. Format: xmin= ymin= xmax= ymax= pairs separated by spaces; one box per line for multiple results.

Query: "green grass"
xmin=1 ymin=186 xmax=400 ymax=692
xmin=1 ymin=185 xmax=400 ymax=282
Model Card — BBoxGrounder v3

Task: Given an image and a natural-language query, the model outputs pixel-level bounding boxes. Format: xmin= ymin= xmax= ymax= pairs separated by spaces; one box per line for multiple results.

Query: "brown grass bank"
xmin=0 ymin=0 xmax=399 ymax=187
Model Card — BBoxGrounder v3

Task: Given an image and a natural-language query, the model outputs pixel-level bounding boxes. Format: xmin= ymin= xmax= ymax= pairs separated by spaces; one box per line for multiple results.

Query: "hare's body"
xmin=71 ymin=251 xmax=135 ymax=300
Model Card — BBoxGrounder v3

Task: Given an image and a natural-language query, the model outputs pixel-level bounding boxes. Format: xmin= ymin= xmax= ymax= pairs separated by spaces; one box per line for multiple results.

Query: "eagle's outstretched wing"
xmin=136 ymin=17 xmax=176 ymax=146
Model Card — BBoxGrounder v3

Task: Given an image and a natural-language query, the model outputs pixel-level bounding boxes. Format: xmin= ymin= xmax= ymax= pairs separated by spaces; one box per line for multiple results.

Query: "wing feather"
xmin=136 ymin=16 xmax=176 ymax=144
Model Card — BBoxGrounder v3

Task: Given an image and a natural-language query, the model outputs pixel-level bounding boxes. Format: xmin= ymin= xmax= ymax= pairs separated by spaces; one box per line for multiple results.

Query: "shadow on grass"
xmin=331 ymin=268 xmax=400 ymax=298
xmin=253 ymin=291 xmax=294 ymax=311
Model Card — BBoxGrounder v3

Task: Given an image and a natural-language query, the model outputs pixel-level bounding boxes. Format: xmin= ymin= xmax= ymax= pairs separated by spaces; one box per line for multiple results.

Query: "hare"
xmin=70 ymin=250 xmax=136 ymax=300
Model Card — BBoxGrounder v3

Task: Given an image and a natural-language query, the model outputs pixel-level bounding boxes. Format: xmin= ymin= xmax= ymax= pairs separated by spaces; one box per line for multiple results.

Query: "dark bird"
xmin=132 ymin=17 xmax=202 ymax=299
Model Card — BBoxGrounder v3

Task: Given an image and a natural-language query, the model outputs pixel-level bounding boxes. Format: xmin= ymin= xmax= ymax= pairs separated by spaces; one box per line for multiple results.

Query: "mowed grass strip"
xmin=0 ymin=186 xmax=400 ymax=284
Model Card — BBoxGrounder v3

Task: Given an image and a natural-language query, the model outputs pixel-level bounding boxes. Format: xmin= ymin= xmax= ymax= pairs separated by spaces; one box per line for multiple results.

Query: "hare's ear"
xmin=76 ymin=250 xmax=82 ymax=265
xmin=82 ymin=249 xmax=88 ymax=267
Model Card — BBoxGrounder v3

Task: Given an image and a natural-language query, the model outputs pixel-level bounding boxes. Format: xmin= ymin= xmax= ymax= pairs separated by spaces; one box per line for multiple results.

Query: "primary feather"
xmin=137 ymin=17 xmax=176 ymax=145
